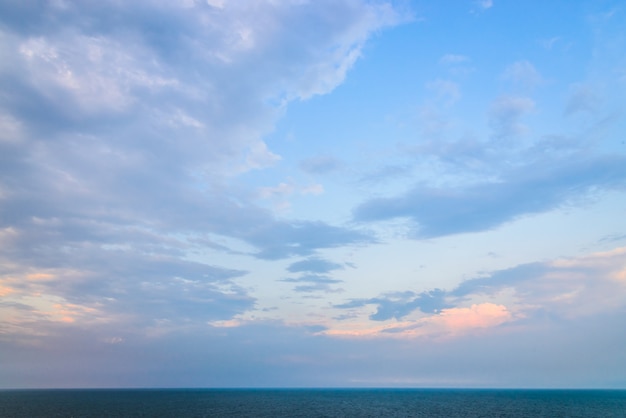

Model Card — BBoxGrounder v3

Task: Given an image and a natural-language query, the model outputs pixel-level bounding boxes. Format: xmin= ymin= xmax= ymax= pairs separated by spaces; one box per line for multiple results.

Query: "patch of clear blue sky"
xmin=246 ymin=0 xmax=606 ymax=218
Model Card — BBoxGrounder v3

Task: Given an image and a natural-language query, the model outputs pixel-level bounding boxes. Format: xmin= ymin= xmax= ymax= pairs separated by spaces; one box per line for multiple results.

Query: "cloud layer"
xmin=1 ymin=0 xmax=626 ymax=389
xmin=0 ymin=0 xmax=393 ymax=336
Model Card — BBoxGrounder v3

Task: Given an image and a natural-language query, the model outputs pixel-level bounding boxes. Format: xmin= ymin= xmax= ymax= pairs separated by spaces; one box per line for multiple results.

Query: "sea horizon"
xmin=2 ymin=387 xmax=625 ymax=417
xmin=2 ymin=386 xmax=626 ymax=391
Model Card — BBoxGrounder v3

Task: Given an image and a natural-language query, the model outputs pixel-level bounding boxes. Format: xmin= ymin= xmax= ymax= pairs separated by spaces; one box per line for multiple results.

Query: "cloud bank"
xmin=0 ymin=0 xmax=395 ymax=335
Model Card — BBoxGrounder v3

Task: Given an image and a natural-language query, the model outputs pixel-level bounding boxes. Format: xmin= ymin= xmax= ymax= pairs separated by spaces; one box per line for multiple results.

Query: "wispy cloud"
xmin=426 ymin=79 xmax=461 ymax=106
xmin=439 ymin=54 xmax=470 ymax=65
xmin=354 ymin=155 xmax=626 ymax=238
xmin=502 ymin=60 xmax=543 ymax=88
xmin=477 ymin=0 xmax=493 ymax=10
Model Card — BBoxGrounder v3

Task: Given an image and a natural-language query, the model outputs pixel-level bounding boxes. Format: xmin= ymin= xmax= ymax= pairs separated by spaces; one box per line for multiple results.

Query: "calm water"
xmin=0 ymin=389 xmax=624 ymax=417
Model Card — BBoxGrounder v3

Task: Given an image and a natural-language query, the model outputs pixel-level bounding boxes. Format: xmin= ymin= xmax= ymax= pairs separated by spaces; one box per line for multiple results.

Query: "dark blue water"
xmin=0 ymin=389 xmax=624 ymax=417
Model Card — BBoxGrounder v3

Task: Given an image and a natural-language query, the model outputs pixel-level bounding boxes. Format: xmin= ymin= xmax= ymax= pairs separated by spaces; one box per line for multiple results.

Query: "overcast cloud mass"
xmin=1 ymin=0 xmax=626 ymax=389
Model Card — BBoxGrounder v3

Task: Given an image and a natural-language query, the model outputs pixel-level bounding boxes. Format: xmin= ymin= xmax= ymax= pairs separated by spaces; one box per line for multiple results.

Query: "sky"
xmin=1 ymin=0 xmax=626 ymax=389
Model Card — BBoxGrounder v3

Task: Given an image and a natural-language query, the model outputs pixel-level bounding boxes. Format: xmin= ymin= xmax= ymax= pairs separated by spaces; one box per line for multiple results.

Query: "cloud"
xmin=451 ymin=247 xmax=626 ymax=319
xmin=470 ymin=0 xmax=493 ymax=14
xmin=477 ymin=0 xmax=493 ymax=9
xmin=281 ymin=274 xmax=342 ymax=284
xmin=502 ymin=60 xmax=543 ymax=88
xmin=331 ymin=247 xmax=626 ymax=339
xmin=257 ymin=180 xmax=324 ymax=211
xmin=0 ymin=0 xmax=395 ymax=341
xmin=287 ymin=257 xmax=344 ymax=274
xmin=299 ymin=154 xmax=343 ymax=174
xmin=282 ymin=258 xmax=346 ymax=293
xmin=434 ymin=303 xmax=511 ymax=331
xmin=353 ymin=155 xmax=626 ymax=238
xmin=426 ymin=79 xmax=461 ymax=106
xmin=540 ymin=36 xmax=561 ymax=50
xmin=438 ymin=54 xmax=473 ymax=76
xmin=326 ymin=302 xmax=515 ymax=339
xmin=565 ymin=83 xmax=601 ymax=115
xmin=1 ymin=0 xmax=626 ymax=391
xmin=358 ymin=163 xmax=413 ymax=186
xmin=280 ymin=274 xmax=344 ymax=293
xmin=281 ymin=275 xmax=344 ymax=294
xmin=439 ymin=54 xmax=469 ymax=65
xmin=489 ymin=96 xmax=535 ymax=139
xmin=0 ymin=244 xmax=255 ymax=330
xmin=248 ymin=220 xmax=373 ymax=260
xmin=599 ymin=233 xmax=626 ymax=243
xmin=258 ymin=182 xmax=297 ymax=200
xmin=336 ymin=289 xmax=451 ymax=321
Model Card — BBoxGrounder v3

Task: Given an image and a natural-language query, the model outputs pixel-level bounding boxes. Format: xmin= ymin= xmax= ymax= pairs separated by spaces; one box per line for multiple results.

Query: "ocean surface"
xmin=0 ymin=388 xmax=625 ymax=417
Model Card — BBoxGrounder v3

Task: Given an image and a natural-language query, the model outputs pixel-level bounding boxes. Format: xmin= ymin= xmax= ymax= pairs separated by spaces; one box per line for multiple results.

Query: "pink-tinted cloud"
xmin=434 ymin=303 xmax=512 ymax=331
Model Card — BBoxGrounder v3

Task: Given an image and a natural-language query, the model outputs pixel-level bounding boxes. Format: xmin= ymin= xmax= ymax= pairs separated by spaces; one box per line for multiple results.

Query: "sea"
xmin=0 ymin=388 xmax=625 ymax=417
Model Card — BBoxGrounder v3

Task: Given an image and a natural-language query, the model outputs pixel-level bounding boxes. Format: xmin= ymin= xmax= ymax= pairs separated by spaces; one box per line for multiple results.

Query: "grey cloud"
xmin=0 ymin=0 xmax=379 ymax=255
xmin=565 ymin=84 xmax=600 ymax=115
xmin=287 ymin=257 xmax=344 ymax=274
xmin=0 ymin=145 xmax=372 ymax=258
xmin=293 ymin=283 xmax=344 ymax=293
xmin=247 ymin=221 xmax=372 ymax=260
xmin=281 ymin=275 xmax=342 ymax=285
xmin=280 ymin=274 xmax=343 ymax=293
xmin=354 ymin=155 xmax=626 ymax=238
xmin=358 ymin=164 xmax=413 ymax=185
xmin=449 ymin=263 xmax=547 ymax=298
xmin=0 ymin=235 xmax=254 ymax=324
xmin=299 ymin=155 xmax=343 ymax=174
xmin=489 ymin=96 xmax=535 ymax=139
xmin=401 ymin=137 xmax=490 ymax=172
xmin=599 ymin=233 xmax=626 ymax=243
xmin=336 ymin=289 xmax=450 ymax=321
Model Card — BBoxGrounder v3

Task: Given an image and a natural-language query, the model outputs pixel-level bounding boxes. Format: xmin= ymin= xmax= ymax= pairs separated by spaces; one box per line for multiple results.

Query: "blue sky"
xmin=1 ymin=0 xmax=626 ymax=388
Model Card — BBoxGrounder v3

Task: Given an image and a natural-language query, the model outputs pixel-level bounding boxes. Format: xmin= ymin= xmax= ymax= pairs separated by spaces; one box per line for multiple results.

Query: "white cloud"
xmin=301 ymin=184 xmax=324 ymax=195
xmin=438 ymin=53 xmax=473 ymax=76
xmin=258 ymin=182 xmax=297 ymax=200
xmin=242 ymin=141 xmax=282 ymax=172
xmin=17 ymin=35 xmax=178 ymax=113
xmin=0 ymin=113 xmax=23 ymax=143
xmin=477 ymin=0 xmax=493 ymax=10
xmin=439 ymin=54 xmax=469 ymax=65
xmin=540 ymin=36 xmax=561 ymax=50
